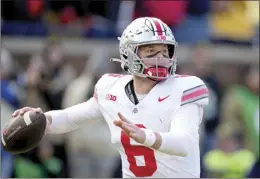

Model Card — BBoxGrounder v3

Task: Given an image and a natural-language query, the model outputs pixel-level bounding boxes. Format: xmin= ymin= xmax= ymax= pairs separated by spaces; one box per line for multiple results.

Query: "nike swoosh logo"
xmin=158 ymin=95 xmax=170 ymax=102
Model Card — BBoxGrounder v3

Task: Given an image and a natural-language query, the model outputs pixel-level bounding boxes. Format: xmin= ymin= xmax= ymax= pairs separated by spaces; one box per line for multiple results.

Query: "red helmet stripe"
xmin=152 ymin=19 xmax=163 ymax=36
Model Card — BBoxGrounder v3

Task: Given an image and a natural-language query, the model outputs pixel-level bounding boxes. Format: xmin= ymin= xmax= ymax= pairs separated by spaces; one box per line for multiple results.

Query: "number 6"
xmin=121 ymin=124 xmax=157 ymax=177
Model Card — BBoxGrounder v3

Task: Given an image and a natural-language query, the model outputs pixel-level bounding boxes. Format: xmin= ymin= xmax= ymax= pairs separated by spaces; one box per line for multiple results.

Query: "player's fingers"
xmin=122 ymin=129 xmax=131 ymax=136
xmin=114 ymin=120 xmax=129 ymax=130
xmin=19 ymin=107 xmax=34 ymax=115
xmin=130 ymin=133 xmax=138 ymax=140
xmin=122 ymin=128 xmax=136 ymax=137
xmin=114 ymin=120 xmax=137 ymax=138
xmin=19 ymin=107 xmax=29 ymax=115
xmin=113 ymin=119 xmax=124 ymax=128
xmin=35 ymin=108 xmax=42 ymax=113
xmin=12 ymin=110 xmax=20 ymax=117
xmin=125 ymin=124 xmax=137 ymax=131
xmin=122 ymin=124 xmax=137 ymax=135
xmin=118 ymin=112 xmax=134 ymax=124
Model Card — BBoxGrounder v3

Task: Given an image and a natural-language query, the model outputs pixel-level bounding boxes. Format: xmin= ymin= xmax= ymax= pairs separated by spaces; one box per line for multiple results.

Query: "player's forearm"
xmin=45 ymin=110 xmax=79 ymax=134
xmin=144 ymin=104 xmax=201 ymax=157
xmin=152 ymin=131 xmax=188 ymax=157
xmin=45 ymin=97 xmax=102 ymax=134
xmin=141 ymin=129 xmax=188 ymax=156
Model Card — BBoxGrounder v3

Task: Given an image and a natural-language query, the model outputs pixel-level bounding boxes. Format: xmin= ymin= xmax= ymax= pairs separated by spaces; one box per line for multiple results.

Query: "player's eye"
xmin=163 ymin=50 xmax=168 ymax=54
xmin=147 ymin=49 xmax=154 ymax=53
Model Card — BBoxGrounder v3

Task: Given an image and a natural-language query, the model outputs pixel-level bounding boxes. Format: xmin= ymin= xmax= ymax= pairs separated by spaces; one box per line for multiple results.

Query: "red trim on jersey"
xmin=174 ymin=75 xmax=190 ymax=78
xmin=181 ymin=88 xmax=208 ymax=103
xmin=93 ymin=86 xmax=98 ymax=101
xmin=107 ymin=73 xmax=126 ymax=78
xmin=93 ymin=92 xmax=98 ymax=100
xmin=152 ymin=19 xmax=163 ymax=36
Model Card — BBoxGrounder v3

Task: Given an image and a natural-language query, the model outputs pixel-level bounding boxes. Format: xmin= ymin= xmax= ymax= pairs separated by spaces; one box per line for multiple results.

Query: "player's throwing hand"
xmin=12 ymin=107 xmax=42 ymax=117
xmin=11 ymin=107 xmax=51 ymax=135
xmin=114 ymin=112 xmax=146 ymax=144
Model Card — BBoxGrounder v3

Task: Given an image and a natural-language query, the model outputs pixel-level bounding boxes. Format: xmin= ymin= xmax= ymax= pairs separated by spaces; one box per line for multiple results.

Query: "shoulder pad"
xmin=95 ymin=73 xmax=125 ymax=90
xmin=93 ymin=73 xmax=127 ymax=100
xmin=177 ymin=76 xmax=209 ymax=106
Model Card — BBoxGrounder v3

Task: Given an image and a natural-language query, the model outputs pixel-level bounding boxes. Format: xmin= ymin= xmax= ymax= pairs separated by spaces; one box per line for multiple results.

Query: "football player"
xmin=11 ymin=17 xmax=209 ymax=178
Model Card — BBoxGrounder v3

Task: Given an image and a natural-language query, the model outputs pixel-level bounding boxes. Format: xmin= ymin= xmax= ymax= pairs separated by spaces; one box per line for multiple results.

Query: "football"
xmin=1 ymin=111 xmax=47 ymax=154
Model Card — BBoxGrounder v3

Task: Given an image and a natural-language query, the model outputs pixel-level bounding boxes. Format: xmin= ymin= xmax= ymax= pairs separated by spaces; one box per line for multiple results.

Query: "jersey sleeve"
xmin=47 ymin=97 xmax=103 ymax=134
xmin=180 ymin=76 xmax=209 ymax=107
xmin=158 ymin=104 xmax=202 ymax=156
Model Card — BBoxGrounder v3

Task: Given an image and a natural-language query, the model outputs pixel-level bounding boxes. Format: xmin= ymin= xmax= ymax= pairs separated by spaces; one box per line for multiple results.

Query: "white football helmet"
xmin=111 ymin=17 xmax=178 ymax=81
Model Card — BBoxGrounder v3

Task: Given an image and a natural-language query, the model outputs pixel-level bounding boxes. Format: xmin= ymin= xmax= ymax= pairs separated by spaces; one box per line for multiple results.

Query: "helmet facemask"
xmin=124 ymin=42 xmax=177 ymax=81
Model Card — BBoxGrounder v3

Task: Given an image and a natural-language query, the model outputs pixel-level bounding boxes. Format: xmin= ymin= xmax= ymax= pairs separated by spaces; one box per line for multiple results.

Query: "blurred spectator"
xmin=116 ymin=1 xmax=136 ymax=36
xmin=217 ymin=65 xmax=259 ymax=177
xmin=23 ymin=40 xmax=76 ymax=110
xmin=84 ymin=0 xmax=116 ymax=38
xmin=210 ymin=1 xmax=259 ymax=45
xmin=1 ymin=0 xmax=48 ymax=36
xmin=1 ymin=0 xmax=45 ymax=22
xmin=13 ymin=138 xmax=64 ymax=178
xmin=245 ymin=1 xmax=259 ymax=26
xmin=47 ymin=0 xmax=109 ymax=22
xmin=117 ymin=1 xmax=187 ymax=37
xmin=46 ymin=0 xmax=114 ymax=38
xmin=62 ymin=71 xmax=94 ymax=108
xmin=246 ymin=1 xmax=260 ymax=48
xmin=1 ymin=47 xmax=24 ymax=109
xmin=135 ymin=1 xmax=187 ymax=27
xmin=21 ymin=55 xmax=49 ymax=111
xmin=203 ymin=128 xmax=255 ymax=178
xmin=107 ymin=0 xmax=121 ymax=33
xmin=47 ymin=0 xmax=86 ymax=23
xmin=172 ymin=0 xmax=211 ymax=44
xmin=2 ymin=0 xmax=259 ymax=44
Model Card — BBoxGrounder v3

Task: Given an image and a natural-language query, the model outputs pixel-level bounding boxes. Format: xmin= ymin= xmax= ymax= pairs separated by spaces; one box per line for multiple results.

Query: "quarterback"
xmin=11 ymin=17 xmax=209 ymax=178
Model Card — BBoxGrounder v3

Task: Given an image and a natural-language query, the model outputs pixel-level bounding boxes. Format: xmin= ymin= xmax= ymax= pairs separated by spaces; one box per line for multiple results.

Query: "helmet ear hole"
xmin=168 ymin=45 xmax=175 ymax=58
xmin=123 ymin=54 xmax=128 ymax=59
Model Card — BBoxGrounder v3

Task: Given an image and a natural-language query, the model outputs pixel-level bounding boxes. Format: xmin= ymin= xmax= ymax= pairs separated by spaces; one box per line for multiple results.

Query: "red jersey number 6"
xmin=121 ymin=124 xmax=157 ymax=177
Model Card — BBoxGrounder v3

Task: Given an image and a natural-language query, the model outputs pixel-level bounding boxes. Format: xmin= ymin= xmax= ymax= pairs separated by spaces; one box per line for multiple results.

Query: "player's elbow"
xmin=177 ymin=148 xmax=188 ymax=157
xmin=167 ymin=143 xmax=188 ymax=157
xmin=180 ymin=152 xmax=188 ymax=157
xmin=158 ymin=133 xmax=189 ymax=157
xmin=178 ymin=148 xmax=188 ymax=157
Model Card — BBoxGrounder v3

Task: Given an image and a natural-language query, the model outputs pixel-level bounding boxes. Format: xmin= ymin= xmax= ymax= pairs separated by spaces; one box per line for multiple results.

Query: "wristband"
xmin=143 ymin=129 xmax=156 ymax=147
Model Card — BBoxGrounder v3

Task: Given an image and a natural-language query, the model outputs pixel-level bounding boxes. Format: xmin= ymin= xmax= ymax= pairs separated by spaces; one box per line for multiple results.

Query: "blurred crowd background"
xmin=1 ymin=0 xmax=259 ymax=178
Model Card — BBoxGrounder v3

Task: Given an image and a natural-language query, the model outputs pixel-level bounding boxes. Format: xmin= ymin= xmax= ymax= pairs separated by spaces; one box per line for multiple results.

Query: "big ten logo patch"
xmin=157 ymin=35 xmax=166 ymax=40
xmin=106 ymin=94 xmax=117 ymax=101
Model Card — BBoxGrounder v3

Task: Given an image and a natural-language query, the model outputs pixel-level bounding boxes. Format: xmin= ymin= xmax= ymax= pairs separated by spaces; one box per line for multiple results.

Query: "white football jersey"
xmin=94 ymin=73 xmax=208 ymax=178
